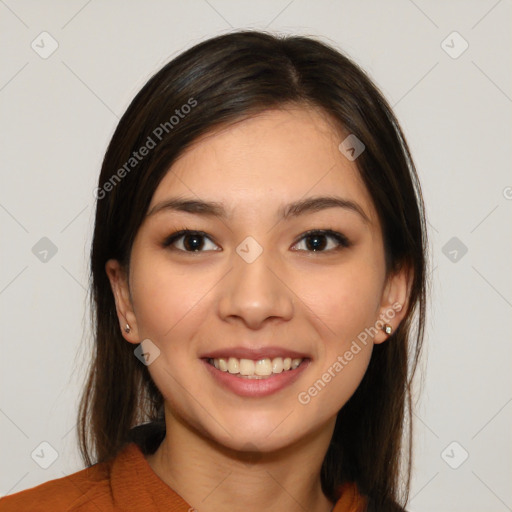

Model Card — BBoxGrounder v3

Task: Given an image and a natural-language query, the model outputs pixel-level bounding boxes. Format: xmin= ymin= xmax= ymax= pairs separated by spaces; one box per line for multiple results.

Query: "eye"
xmin=291 ymin=229 xmax=351 ymax=253
xmin=162 ymin=228 xmax=350 ymax=254
xmin=162 ymin=230 xmax=220 ymax=252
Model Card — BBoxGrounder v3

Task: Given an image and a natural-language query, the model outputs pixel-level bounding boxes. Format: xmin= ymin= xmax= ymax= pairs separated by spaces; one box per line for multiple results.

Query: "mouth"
xmin=205 ymin=356 xmax=307 ymax=379
xmin=201 ymin=350 xmax=311 ymax=397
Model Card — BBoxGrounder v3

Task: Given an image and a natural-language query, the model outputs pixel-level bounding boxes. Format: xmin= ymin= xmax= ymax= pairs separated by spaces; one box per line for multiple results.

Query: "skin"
xmin=106 ymin=106 xmax=411 ymax=512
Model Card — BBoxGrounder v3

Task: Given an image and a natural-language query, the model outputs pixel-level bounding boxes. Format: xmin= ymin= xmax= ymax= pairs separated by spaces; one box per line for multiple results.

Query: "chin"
xmin=195 ymin=408 xmax=314 ymax=454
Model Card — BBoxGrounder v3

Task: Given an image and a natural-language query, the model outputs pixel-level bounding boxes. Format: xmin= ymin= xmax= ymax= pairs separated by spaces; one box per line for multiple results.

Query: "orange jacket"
xmin=0 ymin=442 xmax=367 ymax=511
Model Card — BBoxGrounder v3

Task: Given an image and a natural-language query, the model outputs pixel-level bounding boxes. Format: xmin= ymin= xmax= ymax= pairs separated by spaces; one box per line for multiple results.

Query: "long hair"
xmin=78 ymin=30 xmax=428 ymax=510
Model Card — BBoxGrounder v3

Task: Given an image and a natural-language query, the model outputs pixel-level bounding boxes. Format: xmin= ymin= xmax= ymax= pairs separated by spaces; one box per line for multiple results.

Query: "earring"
xmin=124 ymin=323 xmax=131 ymax=333
xmin=383 ymin=324 xmax=392 ymax=335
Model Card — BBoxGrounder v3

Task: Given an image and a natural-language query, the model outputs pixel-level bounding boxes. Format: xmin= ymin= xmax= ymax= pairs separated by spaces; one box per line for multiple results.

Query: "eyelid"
xmin=162 ymin=229 xmax=220 ymax=252
xmin=291 ymin=229 xmax=351 ymax=252
xmin=163 ymin=228 xmax=351 ymax=255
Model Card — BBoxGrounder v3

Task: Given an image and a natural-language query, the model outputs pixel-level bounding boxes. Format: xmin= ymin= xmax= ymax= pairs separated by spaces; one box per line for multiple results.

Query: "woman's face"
xmin=107 ymin=106 xmax=407 ymax=453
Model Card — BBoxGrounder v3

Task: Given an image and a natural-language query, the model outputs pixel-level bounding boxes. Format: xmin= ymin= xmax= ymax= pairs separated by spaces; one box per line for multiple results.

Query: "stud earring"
xmin=383 ymin=324 xmax=392 ymax=335
xmin=124 ymin=323 xmax=131 ymax=333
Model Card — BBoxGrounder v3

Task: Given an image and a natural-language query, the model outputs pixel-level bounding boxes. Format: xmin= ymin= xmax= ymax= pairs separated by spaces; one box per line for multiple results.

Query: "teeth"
xmin=255 ymin=358 xmax=272 ymax=376
xmin=291 ymin=358 xmax=302 ymax=369
xmin=227 ymin=357 xmax=239 ymax=374
xmin=272 ymin=358 xmax=284 ymax=373
xmin=239 ymin=359 xmax=255 ymax=376
xmin=209 ymin=356 xmax=304 ymax=378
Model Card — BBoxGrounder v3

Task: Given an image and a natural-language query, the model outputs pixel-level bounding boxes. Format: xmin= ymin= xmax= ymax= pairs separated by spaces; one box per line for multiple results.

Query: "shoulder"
xmin=0 ymin=453 xmax=115 ymax=511
xmin=364 ymin=495 xmax=408 ymax=512
xmin=0 ymin=423 xmax=174 ymax=512
xmin=334 ymin=482 xmax=408 ymax=512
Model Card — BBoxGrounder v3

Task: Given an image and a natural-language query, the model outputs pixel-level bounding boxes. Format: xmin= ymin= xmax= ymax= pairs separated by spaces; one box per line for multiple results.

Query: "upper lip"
xmin=200 ymin=346 xmax=310 ymax=360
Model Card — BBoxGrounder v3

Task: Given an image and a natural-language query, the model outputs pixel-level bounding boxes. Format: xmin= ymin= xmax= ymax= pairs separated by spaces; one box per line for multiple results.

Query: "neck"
xmin=146 ymin=411 xmax=336 ymax=512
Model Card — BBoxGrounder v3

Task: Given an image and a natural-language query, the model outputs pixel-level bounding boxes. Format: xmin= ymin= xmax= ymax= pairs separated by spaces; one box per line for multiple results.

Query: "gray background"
xmin=1 ymin=1 xmax=511 ymax=511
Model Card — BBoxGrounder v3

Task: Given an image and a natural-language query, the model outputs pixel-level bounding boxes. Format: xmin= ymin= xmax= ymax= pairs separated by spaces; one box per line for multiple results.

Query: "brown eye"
xmin=292 ymin=230 xmax=351 ymax=252
xmin=163 ymin=230 xmax=220 ymax=252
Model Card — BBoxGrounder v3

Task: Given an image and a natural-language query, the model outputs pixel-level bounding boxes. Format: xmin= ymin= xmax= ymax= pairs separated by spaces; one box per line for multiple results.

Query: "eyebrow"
xmin=146 ymin=195 xmax=371 ymax=224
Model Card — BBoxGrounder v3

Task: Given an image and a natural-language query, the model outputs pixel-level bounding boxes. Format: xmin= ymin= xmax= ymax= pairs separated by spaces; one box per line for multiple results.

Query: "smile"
xmin=207 ymin=357 xmax=304 ymax=379
xmin=202 ymin=355 xmax=310 ymax=397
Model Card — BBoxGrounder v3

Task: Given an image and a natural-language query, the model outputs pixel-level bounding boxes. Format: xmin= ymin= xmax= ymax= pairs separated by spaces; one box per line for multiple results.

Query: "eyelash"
xmin=161 ymin=228 xmax=351 ymax=254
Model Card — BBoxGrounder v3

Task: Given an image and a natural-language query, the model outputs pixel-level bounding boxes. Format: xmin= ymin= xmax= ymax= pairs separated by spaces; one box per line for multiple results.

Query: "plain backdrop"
xmin=1 ymin=1 xmax=511 ymax=511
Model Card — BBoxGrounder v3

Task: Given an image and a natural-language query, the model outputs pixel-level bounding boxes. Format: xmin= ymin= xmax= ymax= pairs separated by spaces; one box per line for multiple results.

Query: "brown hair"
xmin=79 ymin=30 xmax=428 ymax=510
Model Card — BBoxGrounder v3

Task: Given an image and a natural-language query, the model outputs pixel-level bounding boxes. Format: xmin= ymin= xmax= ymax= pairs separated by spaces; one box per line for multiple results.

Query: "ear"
xmin=105 ymin=259 xmax=140 ymax=344
xmin=373 ymin=264 xmax=412 ymax=344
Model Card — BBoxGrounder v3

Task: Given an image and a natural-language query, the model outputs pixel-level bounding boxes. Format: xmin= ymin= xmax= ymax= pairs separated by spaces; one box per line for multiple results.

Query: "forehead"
xmin=149 ymin=107 xmax=378 ymax=226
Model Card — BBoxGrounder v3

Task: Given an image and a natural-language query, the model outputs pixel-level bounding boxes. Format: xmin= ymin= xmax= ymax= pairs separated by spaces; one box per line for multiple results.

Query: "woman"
xmin=0 ymin=30 xmax=428 ymax=511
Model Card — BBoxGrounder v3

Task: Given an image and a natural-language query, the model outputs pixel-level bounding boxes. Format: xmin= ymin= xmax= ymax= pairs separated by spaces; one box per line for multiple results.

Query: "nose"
xmin=217 ymin=247 xmax=294 ymax=330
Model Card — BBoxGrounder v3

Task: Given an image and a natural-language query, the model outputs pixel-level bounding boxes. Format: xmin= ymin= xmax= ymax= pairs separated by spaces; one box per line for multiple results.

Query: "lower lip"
xmin=202 ymin=359 xmax=310 ymax=397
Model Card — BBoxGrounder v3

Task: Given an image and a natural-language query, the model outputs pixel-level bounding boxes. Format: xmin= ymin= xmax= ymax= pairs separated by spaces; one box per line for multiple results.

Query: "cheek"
xmin=129 ymin=254 xmax=216 ymax=342
xmin=297 ymin=260 xmax=383 ymax=347
xmin=286 ymin=260 xmax=382 ymax=414
xmin=129 ymin=256 xmax=214 ymax=411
